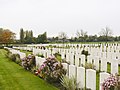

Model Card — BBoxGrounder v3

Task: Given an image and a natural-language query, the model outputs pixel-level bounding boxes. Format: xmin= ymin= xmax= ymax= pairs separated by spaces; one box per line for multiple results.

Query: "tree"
xmin=37 ymin=32 xmax=47 ymax=43
xmin=30 ymin=30 xmax=33 ymax=37
xmin=58 ymin=32 xmax=67 ymax=44
xmin=76 ymin=30 xmax=81 ymax=38
xmin=0 ymin=28 xmax=3 ymax=43
xmin=24 ymin=30 xmax=34 ymax=44
xmin=0 ymin=29 xmax=15 ymax=44
xmin=87 ymin=35 xmax=97 ymax=42
xmin=20 ymin=28 xmax=24 ymax=43
xmin=99 ymin=27 xmax=113 ymax=41
xmin=76 ymin=29 xmax=88 ymax=42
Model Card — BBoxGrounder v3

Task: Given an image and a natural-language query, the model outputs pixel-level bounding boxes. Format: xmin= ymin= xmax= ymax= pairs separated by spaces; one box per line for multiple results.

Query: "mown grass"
xmin=119 ymin=65 xmax=120 ymax=75
xmin=96 ymin=72 xmax=99 ymax=90
xmin=0 ymin=49 xmax=58 ymax=90
xmin=107 ymin=62 xmax=111 ymax=73
xmin=20 ymin=50 xmax=32 ymax=56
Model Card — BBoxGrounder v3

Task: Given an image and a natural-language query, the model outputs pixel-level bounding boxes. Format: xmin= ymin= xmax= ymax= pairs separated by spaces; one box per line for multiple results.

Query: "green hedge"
xmin=0 ymin=46 xmax=4 ymax=49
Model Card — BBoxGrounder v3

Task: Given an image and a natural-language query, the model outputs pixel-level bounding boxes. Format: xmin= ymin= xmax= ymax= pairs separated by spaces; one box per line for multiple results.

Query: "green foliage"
xmin=15 ymin=57 xmax=21 ymax=64
xmin=60 ymin=75 xmax=79 ymax=90
xmin=10 ymin=54 xmax=16 ymax=62
xmin=54 ymin=53 xmax=62 ymax=62
xmin=5 ymin=49 xmax=11 ymax=58
xmin=24 ymin=30 xmax=34 ymax=44
xmin=20 ymin=28 xmax=24 ymax=43
xmin=0 ymin=45 xmax=4 ymax=49
xmin=19 ymin=28 xmax=35 ymax=44
xmin=37 ymin=32 xmax=47 ymax=43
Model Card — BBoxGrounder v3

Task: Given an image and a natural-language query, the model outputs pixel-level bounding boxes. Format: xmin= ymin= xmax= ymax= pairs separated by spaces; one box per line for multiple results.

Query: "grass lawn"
xmin=0 ymin=49 xmax=58 ymax=90
xmin=20 ymin=50 xmax=32 ymax=56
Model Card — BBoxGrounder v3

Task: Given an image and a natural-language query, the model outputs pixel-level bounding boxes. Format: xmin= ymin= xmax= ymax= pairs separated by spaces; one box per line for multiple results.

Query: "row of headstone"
xmin=14 ymin=43 xmax=120 ymax=62
xmin=13 ymin=46 xmax=33 ymax=51
xmin=62 ymin=63 xmax=96 ymax=90
xmin=15 ymin=44 xmax=120 ymax=64
xmin=11 ymin=46 xmax=120 ymax=76
xmin=26 ymin=43 xmax=120 ymax=50
xmin=14 ymin=43 xmax=120 ymax=69
xmin=8 ymin=48 xmax=26 ymax=59
xmin=62 ymin=63 xmax=111 ymax=90
xmin=15 ymin=45 xmax=120 ymax=75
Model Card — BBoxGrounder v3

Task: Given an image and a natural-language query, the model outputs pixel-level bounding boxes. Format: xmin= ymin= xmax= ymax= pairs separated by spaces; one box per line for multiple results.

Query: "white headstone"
xmin=69 ymin=65 xmax=76 ymax=78
xmin=77 ymin=67 xmax=85 ymax=89
xmin=69 ymin=53 xmax=74 ymax=65
xmin=75 ymin=54 xmax=80 ymax=67
xmin=18 ymin=52 xmax=26 ymax=59
xmin=87 ymin=56 xmax=93 ymax=63
xmin=101 ymin=58 xmax=107 ymax=72
xmin=86 ymin=69 xmax=96 ymax=90
xmin=61 ymin=52 xmax=65 ymax=59
xmin=111 ymin=59 xmax=118 ymax=75
xmin=35 ymin=56 xmax=46 ymax=68
xmin=100 ymin=72 xmax=110 ymax=90
xmin=94 ymin=56 xmax=99 ymax=70
xmin=80 ymin=55 xmax=85 ymax=66
xmin=62 ymin=63 xmax=69 ymax=76
xmin=66 ymin=53 xmax=70 ymax=62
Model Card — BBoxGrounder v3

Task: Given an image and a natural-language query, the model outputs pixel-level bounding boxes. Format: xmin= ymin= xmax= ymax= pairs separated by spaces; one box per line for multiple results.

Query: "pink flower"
xmin=40 ymin=63 xmax=46 ymax=70
xmin=101 ymin=74 xmax=118 ymax=89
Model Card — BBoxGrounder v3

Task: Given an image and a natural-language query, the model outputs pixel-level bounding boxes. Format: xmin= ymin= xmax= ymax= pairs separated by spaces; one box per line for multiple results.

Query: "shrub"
xmin=5 ymin=49 xmax=21 ymax=65
xmin=101 ymin=74 xmax=120 ymax=90
xmin=54 ymin=52 xmax=62 ymax=62
xmin=22 ymin=54 xmax=35 ymax=70
xmin=0 ymin=46 xmax=4 ymax=49
xmin=84 ymin=63 xmax=96 ymax=69
xmin=60 ymin=75 xmax=79 ymax=90
xmin=5 ymin=51 xmax=11 ymax=58
xmin=36 ymin=56 xmax=66 ymax=83
xmin=12 ymin=54 xmax=20 ymax=62
xmin=10 ymin=54 xmax=17 ymax=62
xmin=15 ymin=57 xmax=21 ymax=65
xmin=5 ymin=48 xmax=11 ymax=58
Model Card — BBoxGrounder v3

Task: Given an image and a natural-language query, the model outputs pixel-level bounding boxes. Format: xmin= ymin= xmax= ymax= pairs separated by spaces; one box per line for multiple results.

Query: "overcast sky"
xmin=0 ymin=0 xmax=120 ymax=39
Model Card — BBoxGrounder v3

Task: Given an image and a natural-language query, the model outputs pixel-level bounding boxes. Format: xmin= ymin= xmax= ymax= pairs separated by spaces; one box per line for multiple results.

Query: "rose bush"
xmin=35 ymin=55 xmax=66 ymax=83
xmin=101 ymin=74 xmax=120 ymax=90
xmin=22 ymin=54 xmax=35 ymax=70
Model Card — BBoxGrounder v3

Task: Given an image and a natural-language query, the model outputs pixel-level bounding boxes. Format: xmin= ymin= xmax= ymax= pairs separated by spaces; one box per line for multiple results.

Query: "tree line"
xmin=19 ymin=28 xmax=47 ymax=44
xmin=49 ymin=27 xmax=120 ymax=43
xmin=0 ymin=27 xmax=120 ymax=45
